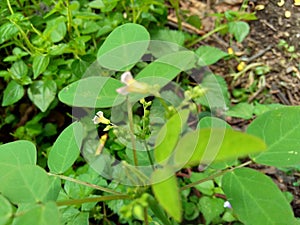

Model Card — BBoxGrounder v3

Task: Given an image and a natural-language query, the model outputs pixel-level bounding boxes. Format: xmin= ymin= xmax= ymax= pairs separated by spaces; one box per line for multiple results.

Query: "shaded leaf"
xmin=28 ymin=80 xmax=57 ymax=112
xmin=151 ymin=167 xmax=182 ymax=222
xmin=44 ymin=16 xmax=66 ymax=43
xmin=0 ymin=195 xmax=13 ymax=225
xmin=197 ymin=116 xmax=231 ymax=129
xmin=32 ymin=55 xmax=50 ymax=79
xmin=2 ymin=80 xmax=24 ymax=106
xmin=247 ymin=106 xmax=300 ymax=167
xmin=97 ymin=23 xmax=150 ymax=71
xmin=222 ymin=168 xmax=296 ymax=225
xmin=195 ymin=46 xmax=228 ymax=66
xmin=0 ymin=23 xmax=19 ymax=44
xmin=198 ymin=196 xmax=224 ymax=224
xmin=226 ymin=102 xmax=254 ymax=119
xmin=228 ymin=21 xmax=249 ymax=42
xmin=48 ymin=122 xmax=83 ymax=174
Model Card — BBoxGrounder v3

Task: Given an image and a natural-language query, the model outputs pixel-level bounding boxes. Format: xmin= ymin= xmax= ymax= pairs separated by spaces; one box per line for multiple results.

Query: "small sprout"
xmin=277 ymin=0 xmax=285 ymax=6
xmin=285 ymin=10 xmax=291 ymax=18
xmin=92 ymin=111 xmax=111 ymax=125
xmin=237 ymin=62 xmax=246 ymax=71
xmin=116 ymin=71 xmax=151 ymax=95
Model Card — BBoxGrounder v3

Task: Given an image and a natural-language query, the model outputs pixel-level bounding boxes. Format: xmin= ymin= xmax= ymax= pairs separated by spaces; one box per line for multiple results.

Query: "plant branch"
xmin=127 ymin=97 xmax=138 ymax=166
xmin=48 ymin=173 xmax=123 ymax=195
xmin=56 ymin=195 xmax=130 ymax=206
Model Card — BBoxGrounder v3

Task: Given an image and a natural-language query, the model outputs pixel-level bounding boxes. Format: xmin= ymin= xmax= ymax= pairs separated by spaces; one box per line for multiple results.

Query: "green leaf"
xmin=13 ymin=202 xmax=60 ymax=225
xmin=32 ymin=55 xmax=50 ymax=79
xmin=0 ymin=23 xmax=19 ymax=44
xmin=58 ymin=76 xmax=124 ymax=108
xmin=174 ymin=128 xmax=266 ymax=168
xmin=198 ymin=196 xmax=224 ymax=224
xmin=195 ymin=46 xmax=228 ymax=66
xmin=196 ymin=73 xmax=230 ymax=109
xmin=151 ymin=168 xmax=182 ymax=222
xmin=10 ymin=60 xmax=28 ymax=80
xmin=226 ymin=102 xmax=254 ymax=119
xmin=151 ymin=29 xmax=185 ymax=46
xmin=0 ymin=195 xmax=13 ymax=225
xmin=28 ymin=80 xmax=57 ymax=112
xmin=2 ymin=80 xmax=24 ymax=106
xmin=44 ymin=16 xmax=66 ymax=43
xmin=1 ymin=165 xmax=49 ymax=204
xmin=197 ymin=117 xmax=231 ymax=129
xmin=48 ymin=122 xmax=83 ymax=174
xmin=97 ymin=23 xmax=150 ymax=71
xmin=222 ymin=168 xmax=296 ymax=225
xmin=154 ymin=109 xmax=189 ymax=163
xmin=247 ymin=106 xmax=300 ymax=167
xmin=0 ymin=140 xmax=36 ymax=182
xmin=228 ymin=21 xmax=250 ymax=42
xmin=43 ymin=177 xmax=61 ymax=201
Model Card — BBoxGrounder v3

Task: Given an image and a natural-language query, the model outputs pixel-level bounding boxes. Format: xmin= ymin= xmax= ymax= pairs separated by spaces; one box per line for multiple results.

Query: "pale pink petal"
xmin=120 ymin=71 xmax=133 ymax=84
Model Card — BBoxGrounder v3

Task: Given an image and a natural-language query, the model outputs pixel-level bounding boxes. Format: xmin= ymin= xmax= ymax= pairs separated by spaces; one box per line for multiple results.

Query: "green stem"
xmin=56 ymin=195 xmax=130 ymax=206
xmin=130 ymin=0 xmax=137 ymax=23
xmin=170 ymin=0 xmax=182 ymax=30
xmin=127 ymin=97 xmax=138 ymax=166
xmin=6 ymin=0 xmax=14 ymax=15
xmin=186 ymin=24 xmax=227 ymax=48
xmin=48 ymin=173 xmax=123 ymax=195
xmin=66 ymin=0 xmax=72 ymax=36
xmin=181 ymin=161 xmax=252 ymax=190
xmin=144 ymin=207 xmax=149 ymax=225
xmin=143 ymin=140 xmax=154 ymax=171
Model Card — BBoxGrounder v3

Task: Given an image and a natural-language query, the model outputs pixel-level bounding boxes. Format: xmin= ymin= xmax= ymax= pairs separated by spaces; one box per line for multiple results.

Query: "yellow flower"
xmin=116 ymin=71 xmax=151 ymax=95
xmin=92 ymin=111 xmax=110 ymax=125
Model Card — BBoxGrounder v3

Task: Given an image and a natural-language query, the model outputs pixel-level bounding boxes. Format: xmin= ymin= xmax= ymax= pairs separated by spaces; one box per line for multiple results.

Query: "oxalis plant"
xmin=1 ymin=23 xmax=300 ymax=225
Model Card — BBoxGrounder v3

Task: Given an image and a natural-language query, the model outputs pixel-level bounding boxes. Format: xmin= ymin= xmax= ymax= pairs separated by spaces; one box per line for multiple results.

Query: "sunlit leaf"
xmin=222 ymin=168 xmax=296 ymax=225
xmin=247 ymin=106 xmax=300 ymax=167
xmin=195 ymin=46 xmax=228 ymax=66
xmin=228 ymin=21 xmax=249 ymax=42
xmin=2 ymin=80 xmax=24 ymax=106
xmin=151 ymin=167 xmax=182 ymax=222
xmin=32 ymin=55 xmax=50 ymax=79
xmin=48 ymin=122 xmax=84 ymax=174
xmin=0 ymin=195 xmax=13 ymax=225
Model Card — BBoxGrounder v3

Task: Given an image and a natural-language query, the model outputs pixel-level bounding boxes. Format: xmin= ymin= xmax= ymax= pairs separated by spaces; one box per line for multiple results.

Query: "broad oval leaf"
xmin=13 ymin=201 xmax=60 ymax=225
xmin=0 ymin=195 xmax=13 ymax=225
xmin=174 ymin=128 xmax=266 ymax=168
xmin=0 ymin=140 xmax=36 ymax=183
xmin=28 ymin=80 xmax=57 ymax=112
xmin=2 ymin=80 xmax=24 ymax=106
xmin=222 ymin=168 xmax=296 ymax=225
xmin=247 ymin=106 xmax=300 ymax=167
xmin=151 ymin=167 xmax=182 ymax=222
xmin=154 ymin=109 xmax=189 ymax=164
xmin=32 ymin=55 xmax=50 ymax=79
xmin=1 ymin=165 xmax=49 ymax=204
xmin=228 ymin=21 xmax=250 ymax=42
xmin=97 ymin=23 xmax=150 ymax=71
xmin=48 ymin=122 xmax=83 ymax=174
xmin=58 ymin=76 xmax=124 ymax=108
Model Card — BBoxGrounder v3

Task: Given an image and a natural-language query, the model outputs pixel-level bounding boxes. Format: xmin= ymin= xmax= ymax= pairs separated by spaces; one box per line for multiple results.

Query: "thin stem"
xmin=143 ymin=140 xmax=154 ymax=171
xmin=56 ymin=195 xmax=130 ymax=206
xmin=6 ymin=0 xmax=14 ymax=15
xmin=66 ymin=0 xmax=72 ymax=36
xmin=144 ymin=207 xmax=149 ymax=225
xmin=127 ymin=97 xmax=138 ymax=166
xmin=48 ymin=173 xmax=123 ymax=195
xmin=186 ymin=24 xmax=227 ymax=48
xmin=181 ymin=160 xmax=252 ymax=190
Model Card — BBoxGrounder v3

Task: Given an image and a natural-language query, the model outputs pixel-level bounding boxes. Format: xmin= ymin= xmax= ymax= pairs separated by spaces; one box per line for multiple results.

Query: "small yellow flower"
xmin=92 ymin=111 xmax=110 ymax=125
xmin=116 ymin=71 xmax=151 ymax=95
xmin=237 ymin=62 xmax=246 ymax=71
xmin=227 ymin=47 xmax=234 ymax=55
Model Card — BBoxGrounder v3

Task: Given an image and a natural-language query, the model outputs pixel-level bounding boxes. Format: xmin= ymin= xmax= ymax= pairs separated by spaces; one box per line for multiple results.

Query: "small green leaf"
xmin=0 ymin=195 xmax=13 ymax=225
xmin=10 ymin=60 xmax=28 ymax=80
xmin=44 ymin=16 xmax=66 ymax=43
xmin=174 ymin=128 xmax=266 ymax=168
xmin=226 ymin=102 xmax=254 ymax=119
xmin=151 ymin=167 xmax=182 ymax=222
xmin=195 ymin=46 xmax=228 ymax=66
xmin=198 ymin=196 xmax=224 ymax=224
xmin=28 ymin=80 xmax=57 ymax=112
xmin=58 ymin=76 xmax=124 ymax=108
xmin=48 ymin=122 xmax=83 ymax=174
xmin=222 ymin=168 xmax=296 ymax=225
xmin=154 ymin=109 xmax=189 ymax=163
xmin=32 ymin=55 xmax=50 ymax=79
xmin=228 ymin=21 xmax=250 ymax=42
xmin=97 ymin=23 xmax=150 ymax=71
xmin=1 ymin=165 xmax=49 ymax=204
xmin=197 ymin=117 xmax=231 ymax=129
xmin=2 ymin=80 xmax=24 ymax=106
xmin=13 ymin=202 xmax=60 ymax=225
xmin=247 ymin=106 xmax=300 ymax=167
xmin=0 ymin=23 xmax=19 ymax=44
